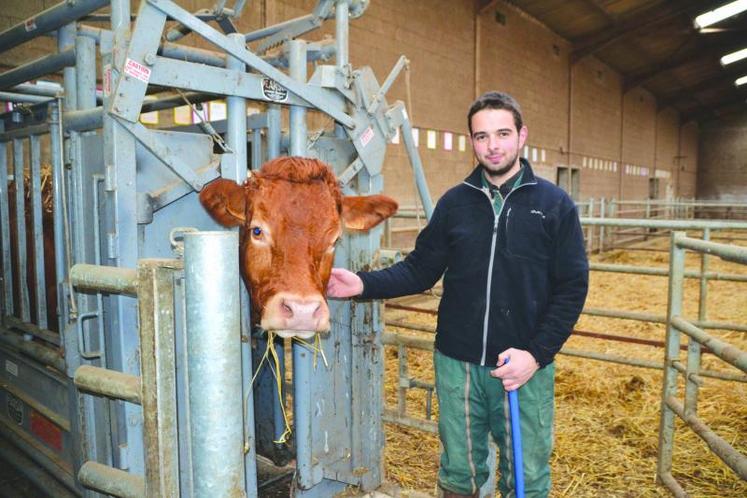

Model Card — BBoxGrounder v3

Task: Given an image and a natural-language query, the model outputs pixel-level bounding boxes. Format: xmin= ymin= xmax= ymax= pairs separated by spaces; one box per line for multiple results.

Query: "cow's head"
xmin=199 ymin=156 xmax=397 ymax=338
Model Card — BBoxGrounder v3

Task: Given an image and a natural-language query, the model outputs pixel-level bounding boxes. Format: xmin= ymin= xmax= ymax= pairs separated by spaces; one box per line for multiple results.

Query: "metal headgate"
xmin=0 ymin=0 xmax=434 ymax=496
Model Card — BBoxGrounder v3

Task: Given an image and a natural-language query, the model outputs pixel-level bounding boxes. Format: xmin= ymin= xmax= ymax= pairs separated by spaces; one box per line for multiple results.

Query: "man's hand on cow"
xmin=326 ymin=268 xmax=364 ymax=298
xmin=490 ymin=348 xmax=540 ymax=391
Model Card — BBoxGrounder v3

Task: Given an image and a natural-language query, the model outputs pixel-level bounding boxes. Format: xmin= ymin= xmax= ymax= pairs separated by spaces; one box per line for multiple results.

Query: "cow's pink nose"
xmin=280 ymin=298 xmax=323 ymax=321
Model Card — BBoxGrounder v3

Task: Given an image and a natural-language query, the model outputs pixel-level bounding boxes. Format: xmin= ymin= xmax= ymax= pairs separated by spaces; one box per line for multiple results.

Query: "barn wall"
xmin=0 ymin=0 xmax=704 ymax=210
xmin=698 ymin=113 xmax=747 ymax=202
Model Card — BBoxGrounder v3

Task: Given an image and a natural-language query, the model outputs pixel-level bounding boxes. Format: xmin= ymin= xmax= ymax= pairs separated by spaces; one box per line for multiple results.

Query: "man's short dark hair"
xmin=467 ymin=92 xmax=524 ymax=136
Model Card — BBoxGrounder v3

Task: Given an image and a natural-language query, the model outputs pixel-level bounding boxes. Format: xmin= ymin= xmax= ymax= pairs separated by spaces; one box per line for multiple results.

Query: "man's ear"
xmin=341 ymin=194 xmax=398 ymax=231
xmin=199 ymin=178 xmax=247 ymax=227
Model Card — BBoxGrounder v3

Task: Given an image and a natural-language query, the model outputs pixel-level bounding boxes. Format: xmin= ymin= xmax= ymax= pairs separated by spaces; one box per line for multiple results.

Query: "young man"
xmin=327 ymin=92 xmax=589 ymax=497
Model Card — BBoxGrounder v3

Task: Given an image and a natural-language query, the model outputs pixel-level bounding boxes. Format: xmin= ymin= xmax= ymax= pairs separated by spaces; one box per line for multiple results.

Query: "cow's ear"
xmin=341 ymin=195 xmax=398 ymax=231
xmin=199 ymin=178 xmax=247 ymax=227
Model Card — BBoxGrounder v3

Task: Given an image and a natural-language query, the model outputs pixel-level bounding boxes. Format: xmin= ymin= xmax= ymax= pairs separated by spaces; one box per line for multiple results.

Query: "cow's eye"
xmin=251 ymin=226 xmax=263 ymax=238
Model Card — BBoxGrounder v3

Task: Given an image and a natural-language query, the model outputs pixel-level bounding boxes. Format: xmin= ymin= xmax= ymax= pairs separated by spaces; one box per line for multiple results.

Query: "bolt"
xmin=144 ymin=53 xmax=156 ymax=66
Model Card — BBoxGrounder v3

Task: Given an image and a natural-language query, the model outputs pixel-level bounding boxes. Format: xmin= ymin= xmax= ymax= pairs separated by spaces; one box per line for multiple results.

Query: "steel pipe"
xmin=0 ymin=0 xmax=108 ymax=53
xmin=671 ymin=316 xmax=747 ymax=373
xmin=70 ymin=263 xmax=138 ymax=296
xmin=0 ymin=49 xmax=76 ymax=91
xmin=0 ymin=329 xmax=65 ymax=372
xmin=78 ymin=461 xmax=145 ymax=498
xmin=676 ymin=236 xmax=747 ymax=265
xmin=74 ymin=365 xmax=141 ymax=404
xmin=0 ymin=91 xmax=54 ymax=104
xmin=580 ymin=217 xmax=747 ymax=230
xmin=184 ymin=231 xmax=244 ymax=496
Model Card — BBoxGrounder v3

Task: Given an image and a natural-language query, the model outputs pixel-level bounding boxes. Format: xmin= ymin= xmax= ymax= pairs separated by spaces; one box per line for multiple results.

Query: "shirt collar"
xmin=480 ymin=164 xmax=524 ymax=199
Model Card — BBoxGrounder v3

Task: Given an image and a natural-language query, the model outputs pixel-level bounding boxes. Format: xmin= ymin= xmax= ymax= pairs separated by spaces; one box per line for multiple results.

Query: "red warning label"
xmin=30 ymin=410 xmax=63 ymax=452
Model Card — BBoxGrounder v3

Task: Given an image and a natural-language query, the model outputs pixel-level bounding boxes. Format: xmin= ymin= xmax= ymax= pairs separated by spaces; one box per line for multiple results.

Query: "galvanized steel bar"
xmin=266 ymin=105 xmax=281 ymax=159
xmin=0 ymin=50 xmax=76 ymax=91
xmin=29 ymin=134 xmax=47 ymax=329
xmin=78 ymin=461 xmax=145 ymax=498
xmin=676 ymin=236 xmax=747 ymax=265
xmin=0 ymin=434 xmax=77 ymax=498
xmin=590 ymin=262 xmax=747 ymax=283
xmin=70 ymin=263 xmax=138 ymax=296
xmin=0 ymin=142 xmax=12 ymax=317
xmin=0 ymin=92 xmax=53 ymax=104
xmin=160 ymin=40 xmax=226 ymax=66
xmin=11 ymin=82 xmax=63 ymax=97
xmin=665 ymin=396 xmax=747 ymax=480
xmin=336 ymin=0 xmax=349 ymax=67
xmin=398 ymin=111 xmax=434 ymax=220
xmin=13 ymin=138 xmax=31 ymax=322
xmin=0 ymin=0 xmax=108 ymax=53
xmin=147 ymin=0 xmax=356 ymax=128
xmin=0 ymin=328 xmax=65 ymax=372
xmin=74 ymin=364 xmax=142 ymax=404
xmin=580 ymin=217 xmax=747 ymax=230
xmin=48 ymin=102 xmax=65 ymax=333
xmin=75 ymin=35 xmax=97 ymax=110
xmin=224 ymin=33 xmax=248 ymax=180
xmin=657 ymin=231 xmax=686 ymax=487
xmin=184 ymin=231 xmax=244 ymax=496
xmin=58 ymin=24 xmax=77 ymax=112
xmin=671 ymin=316 xmax=747 ymax=373
xmin=288 ymin=39 xmax=308 ymax=157
xmin=137 ymin=261 xmax=180 ymax=497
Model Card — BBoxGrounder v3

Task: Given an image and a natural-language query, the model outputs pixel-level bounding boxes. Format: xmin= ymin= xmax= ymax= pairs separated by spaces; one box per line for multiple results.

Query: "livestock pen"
xmin=379 ymin=218 xmax=747 ymax=497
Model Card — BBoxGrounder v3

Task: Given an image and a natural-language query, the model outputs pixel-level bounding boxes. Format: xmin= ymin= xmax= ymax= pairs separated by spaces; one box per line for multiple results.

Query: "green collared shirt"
xmin=480 ymin=164 xmax=524 ymax=215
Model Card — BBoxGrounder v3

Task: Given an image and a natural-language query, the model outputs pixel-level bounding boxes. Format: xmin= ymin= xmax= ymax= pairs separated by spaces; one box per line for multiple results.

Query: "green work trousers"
xmin=434 ymin=349 xmax=555 ymax=497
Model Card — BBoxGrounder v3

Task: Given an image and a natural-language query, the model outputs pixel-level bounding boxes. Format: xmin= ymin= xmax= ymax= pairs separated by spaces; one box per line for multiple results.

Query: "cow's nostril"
xmin=281 ymin=301 xmax=293 ymax=317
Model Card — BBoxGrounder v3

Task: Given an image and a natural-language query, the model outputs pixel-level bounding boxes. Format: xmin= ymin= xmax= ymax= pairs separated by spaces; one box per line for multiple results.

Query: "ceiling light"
xmin=736 ymin=75 xmax=747 ymax=86
xmin=721 ymin=47 xmax=747 ymax=65
xmin=694 ymin=0 xmax=747 ymax=29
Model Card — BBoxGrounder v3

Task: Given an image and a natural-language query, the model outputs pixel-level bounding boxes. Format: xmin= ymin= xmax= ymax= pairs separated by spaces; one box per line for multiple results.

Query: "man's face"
xmin=469 ymin=109 xmax=528 ymax=179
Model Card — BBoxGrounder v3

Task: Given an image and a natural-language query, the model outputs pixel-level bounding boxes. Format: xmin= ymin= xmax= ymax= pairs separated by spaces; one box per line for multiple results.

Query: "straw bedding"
xmin=382 ymin=234 xmax=747 ymax=497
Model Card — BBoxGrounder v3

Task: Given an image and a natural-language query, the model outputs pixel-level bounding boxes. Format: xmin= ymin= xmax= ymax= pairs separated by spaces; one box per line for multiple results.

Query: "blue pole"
xmin=505 ymin=359 xmax=525 ymax=498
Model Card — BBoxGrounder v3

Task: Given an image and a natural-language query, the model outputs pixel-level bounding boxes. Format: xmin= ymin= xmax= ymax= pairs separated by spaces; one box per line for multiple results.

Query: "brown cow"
xmin=199 ymin=156 xmax=397 ymax=338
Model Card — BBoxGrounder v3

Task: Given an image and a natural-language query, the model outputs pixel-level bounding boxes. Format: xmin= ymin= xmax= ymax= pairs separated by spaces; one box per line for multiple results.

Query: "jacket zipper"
xmin=463 ymin=178 xmax=537 ymax=366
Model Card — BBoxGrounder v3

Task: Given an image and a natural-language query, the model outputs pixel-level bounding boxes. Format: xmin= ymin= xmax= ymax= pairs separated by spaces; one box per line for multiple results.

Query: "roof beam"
xmin=571 ymin=0 xmax=705 ymax=63
xmin=657 ymin=65 xmax=747 ymax=109
xmin=682 ymin=91 xmax=747 ymax=122
xmin=624 ymin=35 xmax=747 ymax=91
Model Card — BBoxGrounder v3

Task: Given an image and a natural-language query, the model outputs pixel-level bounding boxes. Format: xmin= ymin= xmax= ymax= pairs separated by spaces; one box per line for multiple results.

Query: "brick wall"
xmin=0 ymin=0 xmax=706 ymax=207
xmin=697 ymin=114 xmax=747 ymax=202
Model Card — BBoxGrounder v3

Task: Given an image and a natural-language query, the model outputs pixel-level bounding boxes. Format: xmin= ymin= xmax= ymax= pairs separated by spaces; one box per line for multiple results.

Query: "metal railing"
xmin=656 ymin=233 xmax=747 ymax=496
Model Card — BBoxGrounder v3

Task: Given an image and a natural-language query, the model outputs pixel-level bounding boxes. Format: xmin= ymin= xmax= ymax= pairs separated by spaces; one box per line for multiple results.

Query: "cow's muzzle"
xmin=260 ymin=293 xmax=330 ymax=338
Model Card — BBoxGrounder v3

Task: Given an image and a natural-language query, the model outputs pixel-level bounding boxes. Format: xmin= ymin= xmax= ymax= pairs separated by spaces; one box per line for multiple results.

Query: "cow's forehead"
xmin=250 ymin=178 xmax=341 ymax=232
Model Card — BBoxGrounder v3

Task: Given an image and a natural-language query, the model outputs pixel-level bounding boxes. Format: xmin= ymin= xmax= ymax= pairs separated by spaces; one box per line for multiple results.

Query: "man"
xmin=327 ymin=92 xmax=588 ymax=497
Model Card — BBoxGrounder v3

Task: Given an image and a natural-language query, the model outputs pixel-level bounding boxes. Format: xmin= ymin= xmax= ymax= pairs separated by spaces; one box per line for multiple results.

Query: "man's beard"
xmin=481 ymin=151 xmax=519 ymax=178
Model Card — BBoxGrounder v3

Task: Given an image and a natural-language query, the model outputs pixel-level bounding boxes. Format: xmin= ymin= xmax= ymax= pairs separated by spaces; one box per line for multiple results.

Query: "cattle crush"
xmin=0 ymin=1 xmax=434 ymax=496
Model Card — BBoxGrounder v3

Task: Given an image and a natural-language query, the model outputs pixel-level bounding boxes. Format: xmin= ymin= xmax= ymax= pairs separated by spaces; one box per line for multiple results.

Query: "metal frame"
xmin=657 ymin=233 xmax=747 ymax=496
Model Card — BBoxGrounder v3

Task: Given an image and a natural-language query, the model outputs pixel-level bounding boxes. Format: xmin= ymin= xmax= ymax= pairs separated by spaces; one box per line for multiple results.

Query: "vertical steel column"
xmin=184 ymin=232 xmax=245 ymax=497
xmin=75 ymin=36 xmax=97 ymax=110
xmin=104 ymin=0 xmax=144 ymax=475
xmin=12 ymin=138 xmax=30 ymax=322
xmin=29 ymin=135 xmax=47 ymax=328
xmin=599 ymin=198 xmax=606 ymax=252
xmin=657 ymin=231 xmax=686 ymax=488
xmin=288 ymin=37 xmax=323 ymax=490
xmin=400 ymin=117 xmax=435 ymax=220
xmin=224 ymin=33 xmax=248 ymax=181
xmin=586 ymin=198 xmax=594 ymax=253
xmin=266 ymin=105 xmax=281 ymax=160
xmin=0 ymin=141 xmax=12 ymax=318
xmin=334 ymin=0 xmax=349 ymax=139
xmin=685 ymin=227 xmax=710 ymax=414
xmin=58 ymin=24 xmax=77 ymax=112
xmin=288 ymin=40 xmax=308 ymax=157
xmin=224 ymin=32 xmax=258 ymax=495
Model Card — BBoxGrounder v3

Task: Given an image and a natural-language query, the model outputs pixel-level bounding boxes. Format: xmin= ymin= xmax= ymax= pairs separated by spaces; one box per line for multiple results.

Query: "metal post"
xmin=334 ymin=0 xmax=349 ymax=138
xmin=586 ymin=198 xmax=594 ymax=253
xmin=184 ymin=232 xmax=245 ymax=497
xmin=58 ymin=24 xmax=78 ymax=112
xmin=599 ymin=197 xmax=606 ymax=253
xmin=685 ymin=227 xmax=709 ymax=414
xmin=0 ymin=141 xmax=12 ymax=318
xmin=399 ymin=117 xmax=434 ymax=220
xmin=657 ymin=231 xmax=686 ymax=491
xmin=266 ymin=105 xmax=281 ymax=160
xmin=288 ymin=36 xmax=323 ymax=490
xmin=224 ymin=32 xmax=258 ymax=495
xmin=29 ymin=135 xmax=47 ymax=329
xmin=288 ymin=39 xmax=308 ymax=157
xmin=75 ymin=35 xmax=97 ymax=111
xmin=13 ymin=138 xmax=31 ymax=322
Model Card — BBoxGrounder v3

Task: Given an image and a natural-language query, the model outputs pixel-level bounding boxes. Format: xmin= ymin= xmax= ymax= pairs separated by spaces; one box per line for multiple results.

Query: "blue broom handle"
xmin=505 ymin=358 xmax=525 ymax=498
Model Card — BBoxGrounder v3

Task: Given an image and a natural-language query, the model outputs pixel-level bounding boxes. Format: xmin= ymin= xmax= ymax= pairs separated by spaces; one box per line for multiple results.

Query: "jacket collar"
xmin=464 ymin=157 xmax=537 ymax=189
